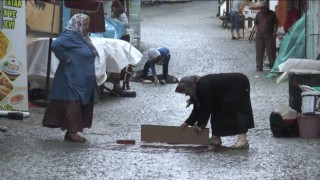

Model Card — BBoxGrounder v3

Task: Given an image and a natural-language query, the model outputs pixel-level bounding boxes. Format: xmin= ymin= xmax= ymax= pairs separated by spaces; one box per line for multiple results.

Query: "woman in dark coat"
xmin=175 ymin=73 xmax=254 ymax=149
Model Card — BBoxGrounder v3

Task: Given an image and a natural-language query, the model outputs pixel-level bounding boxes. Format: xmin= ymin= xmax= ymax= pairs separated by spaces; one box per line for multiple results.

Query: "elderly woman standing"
xmin=254 ymin=2 xmax=278 ymax=71
xmin=175 ymin=73 xmax=255 ymax=149
xmin=42 ymin=14 xmax=100 ymax=143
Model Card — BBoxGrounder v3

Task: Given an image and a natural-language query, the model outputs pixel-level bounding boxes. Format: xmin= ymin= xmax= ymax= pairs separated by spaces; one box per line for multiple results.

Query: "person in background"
xmin=42 ymin=14 xmax=100 ymax=143
xmin=230 ymin=0 xmax=245 ymax=40
xmin=176 ymin=73 xmax=255 ymax=149
xmin=111 ymin=0 xmax=130 ymax=42
xmin=142 ymin=47 xmax=170 ymax=85
xmin=283 ymin=1 xmax=300 ymax=33
xmin=254 ymin=1 xmax=278 ymax=71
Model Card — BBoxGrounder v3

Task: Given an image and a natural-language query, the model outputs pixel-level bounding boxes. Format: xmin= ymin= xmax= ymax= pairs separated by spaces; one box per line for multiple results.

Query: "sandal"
xmin=256 ymin=67 xmax=263 ymax=72
xmin=230 ymin=140 xmax=249 ymax=149
xmin=208 ymin=136 xmax=222 ymax=145
xmin=64 ymin=132 xmax=86 ymax=143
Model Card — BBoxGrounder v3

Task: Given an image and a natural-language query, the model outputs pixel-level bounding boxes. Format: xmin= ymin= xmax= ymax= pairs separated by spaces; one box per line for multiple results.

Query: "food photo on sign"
xmin=1 ymin=55 xmax=24 ymax=81
xmin=0 ymin=29 xmax=26 ymax=108
xmin=0 ymin=0 xmax=29 ymax=118
xmin=0 ymin=30 xmax=10 ymax=59
xmin=0 ymin=30 xmax=14 ymax=103
xmin=0 ymin=71 xmax=13 ymax=101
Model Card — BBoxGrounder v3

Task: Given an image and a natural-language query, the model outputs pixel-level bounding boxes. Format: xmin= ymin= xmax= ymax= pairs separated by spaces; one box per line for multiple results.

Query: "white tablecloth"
xmin=27 ymin=37 xmax=143 ymax=89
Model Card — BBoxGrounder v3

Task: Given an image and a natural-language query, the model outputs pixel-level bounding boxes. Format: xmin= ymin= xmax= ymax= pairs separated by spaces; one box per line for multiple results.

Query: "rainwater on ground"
xmin=1 ymin=1 xmax=320 ymax=179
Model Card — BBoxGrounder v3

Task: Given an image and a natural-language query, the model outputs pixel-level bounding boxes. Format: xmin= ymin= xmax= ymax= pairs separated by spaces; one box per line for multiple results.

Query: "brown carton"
xmin=141 ymin=125 xmax=209 ymax=145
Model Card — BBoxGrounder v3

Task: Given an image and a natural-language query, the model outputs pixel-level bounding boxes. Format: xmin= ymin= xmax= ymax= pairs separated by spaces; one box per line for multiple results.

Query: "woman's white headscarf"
xmin=65 ymin=14 xmax=99 ymax=57
xmin=148 ymin=48 xmax=161 ymax=61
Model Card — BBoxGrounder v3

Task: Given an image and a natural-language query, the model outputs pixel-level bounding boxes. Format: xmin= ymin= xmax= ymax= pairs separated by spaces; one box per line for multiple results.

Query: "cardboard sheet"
xmin=141 ymin=125 xmax=209 ymax=145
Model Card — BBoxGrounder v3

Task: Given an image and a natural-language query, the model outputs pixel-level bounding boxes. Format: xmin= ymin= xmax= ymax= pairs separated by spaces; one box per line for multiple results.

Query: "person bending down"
xmin=175 ymin=73 xmax=255 ymax=149
xmin=142 ymin=47 xmax=170 ymax=85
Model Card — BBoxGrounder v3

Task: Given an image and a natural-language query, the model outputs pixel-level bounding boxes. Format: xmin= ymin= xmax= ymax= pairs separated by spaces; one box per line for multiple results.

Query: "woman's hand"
xmin=193 ymin=125 xmax=202 ymax=132
xmin=59 ymin=59 xmax=70 ymax=66
xmin=273 ymin=32 xmax=277 ymax=39
xmin=154 ymin=76 xmax=159 ymax=84
xmin=180 ymin=122 xmax=188 ymax=129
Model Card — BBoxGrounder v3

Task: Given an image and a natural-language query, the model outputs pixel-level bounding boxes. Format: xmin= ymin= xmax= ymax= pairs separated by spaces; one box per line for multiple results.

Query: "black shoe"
xmin=160 ymin=80 xmax=166 ymax=85
xmin=232 ymin=36 xmax=237 ymax=40
xmin=269 ymin=64 xmax=274 ymax=69
xmin=256 ymin=67 xmax=263 ymax=71
xmin=110 ymin=89 xmax=121 ymax=97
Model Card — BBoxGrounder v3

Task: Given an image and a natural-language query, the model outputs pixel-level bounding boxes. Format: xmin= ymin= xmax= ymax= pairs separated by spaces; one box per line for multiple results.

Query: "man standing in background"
xmin=254 ymin=1 xmax=278 ymax=71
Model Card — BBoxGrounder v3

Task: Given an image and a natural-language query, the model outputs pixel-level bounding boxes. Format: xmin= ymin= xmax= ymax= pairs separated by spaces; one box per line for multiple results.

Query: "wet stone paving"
xmin=1 ymin=1 xmax=320 ymax=179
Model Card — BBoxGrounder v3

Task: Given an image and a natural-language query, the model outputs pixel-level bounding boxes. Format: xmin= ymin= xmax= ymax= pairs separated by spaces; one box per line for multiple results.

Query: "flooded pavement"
xmin=1 ymin=1 xmax=320 ymax=179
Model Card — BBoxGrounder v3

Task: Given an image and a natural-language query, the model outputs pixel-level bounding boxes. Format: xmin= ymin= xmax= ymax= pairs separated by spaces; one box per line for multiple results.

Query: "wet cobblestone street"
xmin=1 ymin=1 xmax=320 ymax=179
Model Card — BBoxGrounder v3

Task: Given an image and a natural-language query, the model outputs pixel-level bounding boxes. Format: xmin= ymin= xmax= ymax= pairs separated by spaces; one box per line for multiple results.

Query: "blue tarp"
xmin=90 ymin=16 xmax=126 ymax=39
xmin=267 ymin=14 xmax=306 ymax=77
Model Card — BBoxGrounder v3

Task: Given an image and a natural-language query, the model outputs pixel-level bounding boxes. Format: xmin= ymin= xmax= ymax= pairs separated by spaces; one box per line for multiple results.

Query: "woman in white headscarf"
xmin=142 ymin=47 xmax=170 ymax=85
xmin=42 ymin=14 xmax=100 ymax=143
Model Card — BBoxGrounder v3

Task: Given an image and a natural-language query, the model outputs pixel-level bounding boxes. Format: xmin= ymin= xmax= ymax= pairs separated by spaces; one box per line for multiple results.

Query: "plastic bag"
xmin=269 ymin=112 xmax=299 ymax=138
xmin=274 ymin=104 xmax=297 ymax=120
xmin=90 ymin=16 xmax=126 ymax=39
xmin=299 ymin=85 xmax=320 ymax=92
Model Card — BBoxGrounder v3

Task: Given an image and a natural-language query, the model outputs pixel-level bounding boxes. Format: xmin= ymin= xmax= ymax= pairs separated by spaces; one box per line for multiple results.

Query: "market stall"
xmin=27 ymin=37 xmax=143 ymax=90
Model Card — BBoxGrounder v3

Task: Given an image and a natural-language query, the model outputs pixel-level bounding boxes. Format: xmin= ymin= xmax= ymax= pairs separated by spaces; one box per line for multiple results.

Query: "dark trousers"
xmin=142 ymin=61 xmax=169 ymax=80
xmin=230 ymin=11 xmax=240 ymax=33
xmin=210 ymin=110 xmax=253 ymax=137
xmin=255 ymin=34 xmax=276 ymax=68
